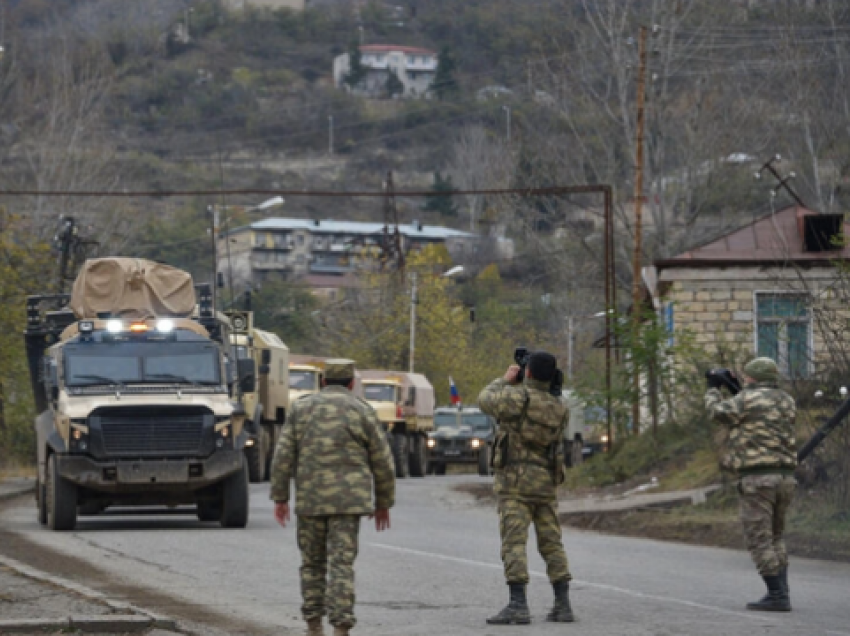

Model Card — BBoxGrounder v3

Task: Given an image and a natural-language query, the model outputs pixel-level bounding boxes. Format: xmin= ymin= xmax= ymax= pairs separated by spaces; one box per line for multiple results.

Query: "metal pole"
xmin=503 ymin=106 xmax=512 ymax=143
xmin=328 ymin=115 xmax=334 ymax=155
xmin=209 ymin=205 xmax=219 ymax=311
xmin=409 ymin=272 xmax=417 ymax=373
xmin=567 ymin=316 xmax=574 ymax=381
xmin=604 ymin=185 xmax=613 ymax=450
xmin=631 ymin=25 xmax=648 ymax=436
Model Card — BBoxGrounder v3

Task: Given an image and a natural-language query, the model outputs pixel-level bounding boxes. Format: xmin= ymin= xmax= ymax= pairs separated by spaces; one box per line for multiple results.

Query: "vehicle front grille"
xmin=93 ymin=407 xmax=210 ymax=458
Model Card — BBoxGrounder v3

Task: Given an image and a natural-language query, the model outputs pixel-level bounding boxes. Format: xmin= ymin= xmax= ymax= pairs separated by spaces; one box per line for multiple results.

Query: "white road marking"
xmin=367 ymin=543 xmax=777 ymax=623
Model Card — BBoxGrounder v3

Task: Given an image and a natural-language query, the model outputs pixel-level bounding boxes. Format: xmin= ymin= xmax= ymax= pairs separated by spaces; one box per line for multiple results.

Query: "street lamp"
xmin=410 ymin=266 xmax=465 ymax=373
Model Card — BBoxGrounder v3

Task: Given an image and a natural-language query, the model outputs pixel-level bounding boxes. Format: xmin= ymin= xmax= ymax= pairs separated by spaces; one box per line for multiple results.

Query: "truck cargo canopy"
xmin=70 ymin=258 xmax=196 ymax=320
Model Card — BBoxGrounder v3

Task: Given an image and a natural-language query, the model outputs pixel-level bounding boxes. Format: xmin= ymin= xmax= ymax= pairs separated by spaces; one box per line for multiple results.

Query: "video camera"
xmin=705 ymin=367 xmax=742 ymax=395
xmin=514 ymin=346 xmax=563 ymax=397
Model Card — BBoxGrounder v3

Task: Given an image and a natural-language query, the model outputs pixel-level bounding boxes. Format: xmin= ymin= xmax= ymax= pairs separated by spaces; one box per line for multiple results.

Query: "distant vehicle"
xmin=427 ymin=406 xmax=495 ymax=476
xmin=361 ymin=370 xmax=435 ymax=479
xmin=289 ymin=355 xmax=363 ymax=403
xmin=582 ymin=405 xmax=612 ymax=459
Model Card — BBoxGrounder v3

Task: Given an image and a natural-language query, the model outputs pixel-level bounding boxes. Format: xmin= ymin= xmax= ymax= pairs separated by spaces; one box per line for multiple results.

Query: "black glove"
xmin=705 ymin=369 xmax=724 ymax=390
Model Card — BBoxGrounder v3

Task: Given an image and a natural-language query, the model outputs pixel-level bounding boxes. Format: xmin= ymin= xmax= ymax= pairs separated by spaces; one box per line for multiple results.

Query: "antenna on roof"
xmin=755 ymin=155 xmax=806 ymax=209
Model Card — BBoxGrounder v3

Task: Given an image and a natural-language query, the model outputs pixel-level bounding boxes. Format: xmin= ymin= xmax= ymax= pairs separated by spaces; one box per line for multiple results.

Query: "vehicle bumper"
xmin=428 ymin=450 xmax=479 ymax=464
xmin=55 ymin=450 xmax=243 ymax=494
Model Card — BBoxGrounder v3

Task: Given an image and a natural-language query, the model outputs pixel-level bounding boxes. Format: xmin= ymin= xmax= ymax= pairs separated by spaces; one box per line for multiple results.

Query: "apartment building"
xmin=333 ymin=45 xmax=438 ymax=99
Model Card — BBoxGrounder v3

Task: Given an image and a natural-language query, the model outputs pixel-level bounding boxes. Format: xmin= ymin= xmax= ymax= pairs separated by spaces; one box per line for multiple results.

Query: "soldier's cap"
xmin=744 ymin=357 xmax=779 ymax=383
xmin=528 ymin=351 xmax=557 ymax=382
xmin=324 ymin=358 xmax=356 ymax=381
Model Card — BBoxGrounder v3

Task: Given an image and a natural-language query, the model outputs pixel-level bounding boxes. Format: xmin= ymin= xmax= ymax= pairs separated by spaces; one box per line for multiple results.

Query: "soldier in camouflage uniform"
xmin=270 ymin=359 xmax=396 ymax=636
xmin=478 ymin=351 xmax=574 ymax=625
xmin=705 ymin=357 xmax=797 ymax=612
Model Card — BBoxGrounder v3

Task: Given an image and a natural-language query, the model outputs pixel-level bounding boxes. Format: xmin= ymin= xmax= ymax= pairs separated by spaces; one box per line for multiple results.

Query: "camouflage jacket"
xmin=478 ymin=377 xmax=570 ymax=502
xmin=269 ymin=385 xmax=396 ymax=515
xmin=705 ymin=382 xmax=797 ymax=475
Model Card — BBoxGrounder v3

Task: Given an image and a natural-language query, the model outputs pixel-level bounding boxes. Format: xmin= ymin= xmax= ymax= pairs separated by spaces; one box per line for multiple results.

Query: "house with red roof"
xmin=647 ymin=205 xmax=850 ymax=380
xmin=333 ymin=45 xmax=438 ymax=99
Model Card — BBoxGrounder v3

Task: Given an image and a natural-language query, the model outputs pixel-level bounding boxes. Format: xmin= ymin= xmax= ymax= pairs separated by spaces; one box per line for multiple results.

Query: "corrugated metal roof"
xmin=657 ymin=205 xmax=850 ymax=268
xmin=248 ymin=218 xmax=477 ymax=240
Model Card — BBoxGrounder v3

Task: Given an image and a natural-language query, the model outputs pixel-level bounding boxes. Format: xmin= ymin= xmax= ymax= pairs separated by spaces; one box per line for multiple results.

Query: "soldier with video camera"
xmin=705 ymin=357 xmax=797 ymax=612
xmin=478 ymin=349 xmax=574 ymax=625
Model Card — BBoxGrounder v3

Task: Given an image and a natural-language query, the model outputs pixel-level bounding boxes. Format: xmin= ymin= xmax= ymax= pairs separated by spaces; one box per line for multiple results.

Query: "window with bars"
xmin=755 ymin=293 xmax=811 ymax=379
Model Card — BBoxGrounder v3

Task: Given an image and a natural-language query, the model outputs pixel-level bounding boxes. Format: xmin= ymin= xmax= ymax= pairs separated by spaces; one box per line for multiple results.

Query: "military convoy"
xmin=361 ymin=371 xmax=435 ymax=478
xmin=24 ymin=258 xmax=255 ymax=531
xmin=227 ymin=311 xmax=290 ymax=482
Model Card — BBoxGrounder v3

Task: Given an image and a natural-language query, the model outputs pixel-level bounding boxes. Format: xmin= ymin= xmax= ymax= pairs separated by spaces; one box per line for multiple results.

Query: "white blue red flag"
xmin=449 ymin=376 xmax=461 ymax=405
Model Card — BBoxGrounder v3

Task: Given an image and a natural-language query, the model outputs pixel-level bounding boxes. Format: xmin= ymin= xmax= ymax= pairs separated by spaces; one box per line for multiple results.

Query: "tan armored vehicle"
xmin=360 ymin=371 xmax=435 ymax=478
xmin=227 ymin=310 xmax=290 ymax=482
xmin=24 ymin=258 xmax=254 ymax=531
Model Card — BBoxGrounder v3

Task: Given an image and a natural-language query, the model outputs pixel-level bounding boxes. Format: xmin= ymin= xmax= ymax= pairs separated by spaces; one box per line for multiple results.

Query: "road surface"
xmin=1 ymin=476 xmax=848 ymax=636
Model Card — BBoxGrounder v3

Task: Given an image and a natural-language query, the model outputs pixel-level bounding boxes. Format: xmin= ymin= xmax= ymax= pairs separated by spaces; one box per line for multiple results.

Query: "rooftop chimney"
xmin=803 ymin=214 xmax=843 ymax=252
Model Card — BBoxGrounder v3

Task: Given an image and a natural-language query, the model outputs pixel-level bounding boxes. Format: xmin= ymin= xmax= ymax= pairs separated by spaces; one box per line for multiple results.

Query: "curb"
xmin=0 ymin=554 xmax=179 ymax=633
xmin=0 ymin=483 xmax=35 ymax=504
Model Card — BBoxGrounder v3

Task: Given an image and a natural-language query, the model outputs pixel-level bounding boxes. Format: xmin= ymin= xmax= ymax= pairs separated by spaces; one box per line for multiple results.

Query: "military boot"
xmin=779 ymin=565 xmax=790 ymax=596
xmin=546 ymin=579 xmax=575 ymax=622
xmin=486 ymin=583 xmax=531 ymax=625
xmin=332 ymin=626 xmax=350 ymax=636
xmin=305 ymin=617 xmax=324 ymax=636
xmin=746 ymin=575 xmax=791 ymax=612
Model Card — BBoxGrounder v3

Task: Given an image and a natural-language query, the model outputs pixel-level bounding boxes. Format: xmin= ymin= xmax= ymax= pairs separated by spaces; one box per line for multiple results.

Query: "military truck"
xmin=360 ymin=371 xmax=435 ymax=478
xmin=24 ymin=258 xmax=254 ymax=531
xmin=561 ymin=389 xmax=586 ymax=467
xmin=227 ymin=311 xmax=290 ymax=483
xmin=427 ymin=406 xmax=496 ymax=476
xmin=289 ymin=355 xmax=363 ymax=403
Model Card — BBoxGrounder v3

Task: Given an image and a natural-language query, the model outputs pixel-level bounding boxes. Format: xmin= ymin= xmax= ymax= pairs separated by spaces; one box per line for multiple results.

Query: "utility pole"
xmin=631 ymin=25 xmax=648 ymax=436
xmin=381 ymin=171 xmax=404 ymax=271
xmin=756 ymin=155 xmax=806 ymax=207
xmin=209 ymin=205 xmax=219 ymax=311
xmin=502 ymin=105 xmax=512 ymax=143
xmin=328 ymin=115 xmax=334 ymax=155
xmin=409 ymin=272 xmax=417 ymax=373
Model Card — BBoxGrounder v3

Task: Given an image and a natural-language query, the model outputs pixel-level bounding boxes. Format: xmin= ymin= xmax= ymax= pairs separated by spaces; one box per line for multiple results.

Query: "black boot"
xmin=746 ymin=575 xmax=791 ymax=612
xmin=546 ymin=579 xmax=575 ymax=622
xmin=486 ymin=583 xmax=531 ymax=625
xmin=779 ymin=565 xmax=789 ymax=596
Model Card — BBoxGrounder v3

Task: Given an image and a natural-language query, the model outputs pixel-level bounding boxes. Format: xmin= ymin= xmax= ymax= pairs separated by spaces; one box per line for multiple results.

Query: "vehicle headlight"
xmin=156 ymin=319 xmax=175 ymax=333
xmin=215 ymin=418 xmax=232 ymax=448
xmin=426 ymin=438 xmax=436 ymax=448
xmin=470 ymin=438 xmax=481 ymax=449
xmin=69 ymin=420 xmax=89 ymax=453
xmin=106 ymin=319 xmax=123 ymax=333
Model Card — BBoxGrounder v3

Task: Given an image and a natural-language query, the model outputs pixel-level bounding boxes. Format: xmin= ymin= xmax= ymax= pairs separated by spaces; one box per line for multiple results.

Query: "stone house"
xmin=648 ymin=205 xmax=850 ymax=381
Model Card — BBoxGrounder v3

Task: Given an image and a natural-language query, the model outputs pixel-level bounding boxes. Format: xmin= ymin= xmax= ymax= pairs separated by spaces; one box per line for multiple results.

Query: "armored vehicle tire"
xmin=391 ymin=433 xmax=409 ymax=479
xmin=221 ymin=462 xmax=250 ymax=528
xmin=37 ymin=480 xmax=47 ymax=526
xmin=409 ymin=435 xmax=427 ymax=478
xmin=478 ymin=446 xmax=492 ymax=476
xmin=47 ymin=455 xmax=77 ymax=531
xmin=245 ymin=443 xmax=264 ymax=483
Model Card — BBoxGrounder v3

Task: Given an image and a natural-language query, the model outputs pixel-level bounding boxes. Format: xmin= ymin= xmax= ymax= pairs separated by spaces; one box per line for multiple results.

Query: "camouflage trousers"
xmin=498 ymin=498 xmax=571 ymax=585
xmin=297 ymin=514 xmax=361 ymax=628
xmin=738 ymin=474 xmax=796 ymax=577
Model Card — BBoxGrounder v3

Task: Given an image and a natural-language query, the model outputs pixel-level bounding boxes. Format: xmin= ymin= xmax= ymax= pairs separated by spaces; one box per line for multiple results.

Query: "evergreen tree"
xmin=432 ymin=46 xmax=458 ymax=100
xmin=344 ymin=40 xmax=366 ymax=89
xmin=386 ymin=69 xmax=404 ymax=98
xmin=423 ymin=172 xmax=459 ymax=217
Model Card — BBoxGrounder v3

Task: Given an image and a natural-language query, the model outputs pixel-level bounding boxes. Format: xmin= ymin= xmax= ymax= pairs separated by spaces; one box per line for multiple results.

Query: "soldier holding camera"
xmin=705 ymin=357 xmax=797 ymax=612
xmin=478 ymin=349 xmax=574 ymax=625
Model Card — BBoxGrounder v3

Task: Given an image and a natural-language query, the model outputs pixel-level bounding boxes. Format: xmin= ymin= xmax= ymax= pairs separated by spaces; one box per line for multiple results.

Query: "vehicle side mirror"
xmin=261 ymin=350 xmax=271 ymax=365
xmin=237 ymin=358 xmax=256 ymax=393
xmin=259 ymin=365 xmax=270 ymax=375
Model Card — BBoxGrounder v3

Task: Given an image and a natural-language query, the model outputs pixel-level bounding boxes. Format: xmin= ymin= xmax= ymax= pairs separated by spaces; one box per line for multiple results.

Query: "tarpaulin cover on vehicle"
xmin=70 ymin=258 xmax=196 ymax=320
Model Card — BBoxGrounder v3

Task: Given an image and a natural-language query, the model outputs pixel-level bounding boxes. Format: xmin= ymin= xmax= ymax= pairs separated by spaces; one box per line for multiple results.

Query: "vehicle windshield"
xmin=290 ymin=370 xmax=317 ymax=390
xmin=64 ymin=342 xmax=221 ymax=386
xmin=434 ymin=413 xmax=492 ymax=431
xmin=364 ymin=384 xmax=397 ymax=402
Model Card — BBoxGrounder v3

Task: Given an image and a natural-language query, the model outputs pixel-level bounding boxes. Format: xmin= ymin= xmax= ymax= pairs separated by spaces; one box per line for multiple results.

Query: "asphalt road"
xmin=1 ymin=476 xmax=849 ymax=636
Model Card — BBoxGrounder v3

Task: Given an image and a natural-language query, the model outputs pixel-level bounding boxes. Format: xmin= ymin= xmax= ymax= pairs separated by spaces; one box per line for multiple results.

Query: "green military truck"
xmin=427 ymin=406 xmax=496 ymax=476
xmin=25 ymin=258 xmax=255 ymax=531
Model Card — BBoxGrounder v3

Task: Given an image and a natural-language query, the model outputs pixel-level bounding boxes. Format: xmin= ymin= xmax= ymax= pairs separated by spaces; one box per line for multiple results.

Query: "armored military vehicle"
xmin=361 ymin=371 xmax=435 ymax=478
xmin=227 ymin=311 xmax=290 ymax=482
xmin=427 ymin=406 xmax=496 ymax=476
xmin=24 ymin=258 xmax=254 ymax=531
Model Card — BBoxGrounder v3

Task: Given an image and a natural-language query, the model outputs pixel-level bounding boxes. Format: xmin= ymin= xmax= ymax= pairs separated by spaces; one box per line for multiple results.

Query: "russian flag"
xmin=449 ymin=376 xmax=461 ymax=405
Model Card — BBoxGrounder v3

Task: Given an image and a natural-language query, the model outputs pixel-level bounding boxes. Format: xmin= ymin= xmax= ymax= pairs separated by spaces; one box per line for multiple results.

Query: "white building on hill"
xmin=333 ymin=45 xmax=438 ymax=99
xmin=224 ymin=0 xmax=306 ymax=11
